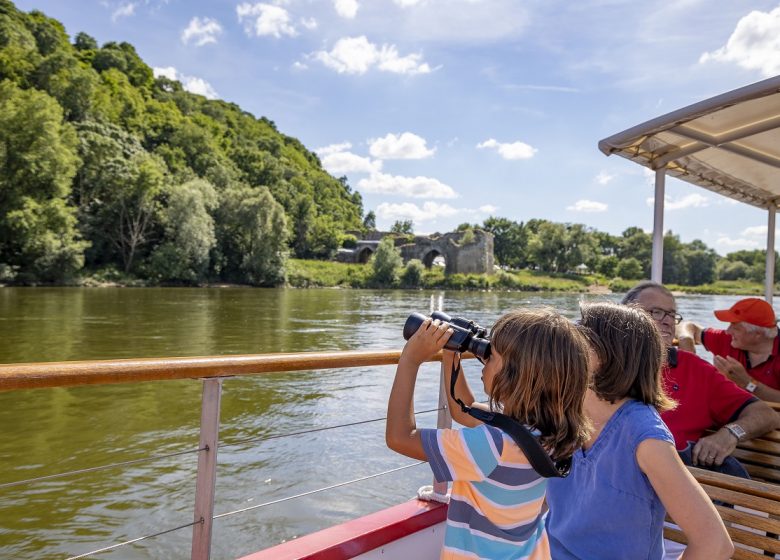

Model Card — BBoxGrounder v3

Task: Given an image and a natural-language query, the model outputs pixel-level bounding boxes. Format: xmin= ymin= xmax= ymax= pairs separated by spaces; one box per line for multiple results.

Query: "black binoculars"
xmin=403 ymin=311 xmax=491 ymax=362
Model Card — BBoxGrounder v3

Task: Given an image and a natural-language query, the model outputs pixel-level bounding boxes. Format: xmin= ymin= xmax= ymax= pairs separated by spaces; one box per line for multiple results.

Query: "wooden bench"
xmin=665 ymin=467 xmax=780 ymax=559
xmin=734 ymin=429 xmax=780 ymax=484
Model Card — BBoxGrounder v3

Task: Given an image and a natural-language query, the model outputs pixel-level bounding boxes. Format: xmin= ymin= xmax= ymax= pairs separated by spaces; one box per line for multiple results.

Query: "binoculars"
xmin=403 ymin=311 xmax=491 ymax=361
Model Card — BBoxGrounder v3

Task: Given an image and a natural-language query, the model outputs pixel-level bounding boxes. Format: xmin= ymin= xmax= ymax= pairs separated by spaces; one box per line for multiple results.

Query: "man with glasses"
xmin=678 ymin=297 xmax=780 ymax=403
xmin=622 ymin=281 xmax=777 ymax=475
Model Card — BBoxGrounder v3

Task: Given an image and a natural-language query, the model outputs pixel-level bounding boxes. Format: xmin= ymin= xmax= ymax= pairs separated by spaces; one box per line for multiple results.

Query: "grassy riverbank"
xmin=288 ymin=259 xmax=774 ymax=295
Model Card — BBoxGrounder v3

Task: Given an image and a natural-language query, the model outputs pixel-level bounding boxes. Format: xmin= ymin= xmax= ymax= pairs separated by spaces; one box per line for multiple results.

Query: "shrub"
xmin=401 ymin=259 xmax=424 ymax=288
xmin=371 ymin=237 xmax=402 ymax=286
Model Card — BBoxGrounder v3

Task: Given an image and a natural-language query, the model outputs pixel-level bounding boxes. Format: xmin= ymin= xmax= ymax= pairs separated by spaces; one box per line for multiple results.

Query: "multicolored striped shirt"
xmin=420 ymin=424 xmax=550 ymax=560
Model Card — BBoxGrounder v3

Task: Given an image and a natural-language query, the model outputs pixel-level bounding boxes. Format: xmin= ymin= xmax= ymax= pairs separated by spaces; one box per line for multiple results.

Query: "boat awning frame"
xmin=599 ymin=74 xmax=780 ymax=302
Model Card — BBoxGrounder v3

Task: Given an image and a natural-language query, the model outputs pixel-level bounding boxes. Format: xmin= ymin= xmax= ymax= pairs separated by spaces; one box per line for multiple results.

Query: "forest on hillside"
xmin=0 ymin=0 xmax=773 ymax=287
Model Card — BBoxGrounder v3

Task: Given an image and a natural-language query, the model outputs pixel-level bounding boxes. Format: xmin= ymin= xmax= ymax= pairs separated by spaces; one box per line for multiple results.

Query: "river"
xmin=0 ymin=287 xmax=747 ymax=559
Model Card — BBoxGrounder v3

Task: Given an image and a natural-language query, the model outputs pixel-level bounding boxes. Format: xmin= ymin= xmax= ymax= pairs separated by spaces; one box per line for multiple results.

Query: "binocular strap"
xmin=449 ymin=357 xmax=571 ymax=478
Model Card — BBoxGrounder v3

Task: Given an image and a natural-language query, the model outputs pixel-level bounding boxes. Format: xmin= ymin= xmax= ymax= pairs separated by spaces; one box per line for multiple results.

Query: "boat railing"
xmin=0 ymin=350 xmax=457 ymax=560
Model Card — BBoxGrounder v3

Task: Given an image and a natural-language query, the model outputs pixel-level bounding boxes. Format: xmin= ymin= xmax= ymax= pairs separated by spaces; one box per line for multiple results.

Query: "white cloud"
xmin=111 ymin=2 xmax=136 ymax=21
xmin=369 ymin=132 xmax=435 ymax=160
xmin=479 ymin=205 xmax=497 ymax=213
xmin=476 ymin=138 xmax=537 ymax=160
xmin=358 ymin=172 xmax=457 ymax=199
xmin=595 ymin=171 xmax=615 ymax=185
xmin=699 ymin=6 xmax=780 ymax=77
xmin=237 ymin=2 xmax=297 ymax=38
xmin=292 ymin=61 xmax=308 ymax=70
xmin=394 ymin=0 xmax=424 ymax=6
xmin=645 ymin=193 xmax=710 ymax=210
xmin=376 ymin=201 xmax=459 ymax=222
xmin=567 ymin=199 xmax=608 ymax=213
xmin=153 ymin=67 xmax=219 ymax=99
xmin=334 ymin=0 xmax=359 ymax=19
xmin=322 ymin=152 xmax=382 ymax=175
xmin=742 ymin=225 xmax=768 ymax=237
xmin=716 ymin=236 xmax=760 ymax=249
xmin=300 ymin=17 xmax=318 ymax=30
xmin=313 ymin=36 xmax=431 ymax=75
xmin=316 ymin=142 xmax=353 ymax=156
xmin=181 ymin=17 xmax=222 ymax=46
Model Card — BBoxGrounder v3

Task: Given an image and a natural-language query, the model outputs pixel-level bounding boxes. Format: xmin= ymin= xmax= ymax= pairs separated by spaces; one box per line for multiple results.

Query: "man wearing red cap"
xmin=678 ymin=297 xmax=780 ymax=402
xmin=623 ymin=283 xmax=777 ymax=473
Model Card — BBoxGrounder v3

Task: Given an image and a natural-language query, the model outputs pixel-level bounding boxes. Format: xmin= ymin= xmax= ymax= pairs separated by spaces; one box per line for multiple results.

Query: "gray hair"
xmin=621 ymin=281 xmax=674 ymax=305
xmin=741 ymin=322 xmax=778 ymax=338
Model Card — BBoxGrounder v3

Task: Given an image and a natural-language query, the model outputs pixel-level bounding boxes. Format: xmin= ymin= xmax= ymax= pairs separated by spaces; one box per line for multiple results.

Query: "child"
xmin=386 ymin=308 xmax=591 ymax=560
xmin=545 ymin=302 xmax=733 ymax=560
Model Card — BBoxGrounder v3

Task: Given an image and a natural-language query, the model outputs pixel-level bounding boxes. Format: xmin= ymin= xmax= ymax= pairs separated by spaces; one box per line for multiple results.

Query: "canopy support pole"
xmin=766 ymin=204 xmax=776 ymax=304
xmin=651 ymin=168 xmax=666 ymax=283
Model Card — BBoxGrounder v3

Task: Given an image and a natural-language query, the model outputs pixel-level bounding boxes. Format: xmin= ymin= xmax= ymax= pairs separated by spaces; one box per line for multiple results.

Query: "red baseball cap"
xmin=713 ymin=298 xmax=777 ymax=328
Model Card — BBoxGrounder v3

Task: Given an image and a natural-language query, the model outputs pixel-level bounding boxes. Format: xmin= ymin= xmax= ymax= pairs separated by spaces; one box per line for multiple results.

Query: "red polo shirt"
xmin=661 ymin=348 xmax=755 ymax=450
xmin=702 ymin=328 xmax=780 ymax=390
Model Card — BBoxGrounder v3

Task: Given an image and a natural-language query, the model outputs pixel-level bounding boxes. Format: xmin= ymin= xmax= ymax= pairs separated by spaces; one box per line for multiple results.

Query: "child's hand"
xmin=400 ymin=318 xmax=453 ymax=366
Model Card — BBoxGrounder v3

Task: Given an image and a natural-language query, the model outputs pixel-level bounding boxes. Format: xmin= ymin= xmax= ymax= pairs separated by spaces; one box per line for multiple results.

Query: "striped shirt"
xmin=420 ymin=424 xmax=550 ymax=560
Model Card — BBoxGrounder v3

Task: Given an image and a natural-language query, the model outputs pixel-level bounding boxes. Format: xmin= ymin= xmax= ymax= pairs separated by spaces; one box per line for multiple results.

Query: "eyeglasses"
xmin=648 ymin=308 xmax=683 ymax=325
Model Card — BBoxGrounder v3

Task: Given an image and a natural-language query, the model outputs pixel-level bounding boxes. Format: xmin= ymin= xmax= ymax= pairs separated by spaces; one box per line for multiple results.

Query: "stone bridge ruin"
xmin=338 ymin=230 xmax=494 ymax=275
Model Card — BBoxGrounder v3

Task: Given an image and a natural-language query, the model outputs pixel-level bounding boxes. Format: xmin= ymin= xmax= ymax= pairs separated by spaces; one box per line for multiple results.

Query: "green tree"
xmin=716 ymin=259 xmax=750 ymax=281
xmin=0 ymin=80 xmax=86 ymax=282
xmin=482 ymin=217 xmax=527 ymax=268
xmin=390 ymin=220 xmax=414 ymax=234
xmin=618 ymin=227 xmax=652 ymax=277
xmin=362 ymin=210 xmax=376 ymax=231
xmin=662 ymin=232 xmax=689 ymax=285
xmin=527 ymin=221 xmax=567 ymax=272
xmin=216 ymin=184 xmax=288 ymax=286
xmin=148 ymin=178 xmax=217 ymax=283
xmin=401 ymin=259 xmax=425 ymax=288
xmin=372 ymin=237 xmax=402 ymax=286
xmin=616 ymin=257 xmax=643 ymax=280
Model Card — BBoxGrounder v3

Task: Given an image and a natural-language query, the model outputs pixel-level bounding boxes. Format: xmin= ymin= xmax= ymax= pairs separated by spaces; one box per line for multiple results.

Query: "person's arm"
xmin=692 ymin=399 xmax=779 ymax=467
xmin=386 ymin=318 xmax=452 ymax=460
xmin=714 ymin=355 xmax=780 ymax=402
xmin=441 ymin=351 xmax=484 ymax=427
xmin=676 ymin=321 xmax=704 ymax=353
xmin=636 ymin=439 xmax=733 ymax=560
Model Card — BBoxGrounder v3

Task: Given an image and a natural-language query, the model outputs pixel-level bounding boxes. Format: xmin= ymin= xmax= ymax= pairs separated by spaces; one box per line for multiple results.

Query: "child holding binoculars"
xmin=386 ymin=308 xmax=591 ymax=560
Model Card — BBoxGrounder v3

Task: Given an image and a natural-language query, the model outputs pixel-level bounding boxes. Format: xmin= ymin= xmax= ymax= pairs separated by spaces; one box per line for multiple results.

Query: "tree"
xmin=482 ymin=217 xmax=527 ymax=268
xmin=527 ymin=221 xmax=567 ymax=272
xmin=618 ymin=227 xmax=652 ymax=277
xmin=372 ymin=237 xmax=402 ymax=286
xmin=616 ymin=257 xmax=643 ymax=280
xmin=0 ymin=81 xmax=86 ymax=282
xmin=401 ymin=259 xmax=425 ymax=288
xmin=216 ymin=184 xmax=288 ymax=286
xmin=363 ymin=210 xmax=376 ymax=231
xmin=390 ymin=220 xmax=414 ymax=235
xmin=148 ymin=179 xmax=217 ymax=283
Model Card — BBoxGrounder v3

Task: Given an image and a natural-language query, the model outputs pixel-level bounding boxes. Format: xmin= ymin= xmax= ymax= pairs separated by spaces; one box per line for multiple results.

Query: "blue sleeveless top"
xmin=545 ymin=399 xmax=674 ymax=560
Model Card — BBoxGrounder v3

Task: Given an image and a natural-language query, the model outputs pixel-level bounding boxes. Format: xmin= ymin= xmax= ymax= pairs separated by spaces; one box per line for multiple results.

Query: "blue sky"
xmin=15 ymin=0 xmax=780 ymax=254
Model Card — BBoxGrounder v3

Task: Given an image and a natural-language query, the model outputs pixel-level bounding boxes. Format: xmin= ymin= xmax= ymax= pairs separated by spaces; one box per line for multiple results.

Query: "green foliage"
xmin=401 ymin=259 xmax=425 ymax=288
xmin=482 ymin=217 xmax=527 ymax=268
xmin=147 ymin=179 xmax=217 ymax=283
xmin=459 ymin=228 xmax=475 ymax=245
xmin=371 ymin=237 xmax=402 ymax=286
xmin=341 ymin=234 xmax=357 ymax=249
xmin=615 ymin=257 xmax=644 ymax=280
xmin=390 ymin=220 xmax=414 ymax=234
xmin=0 ymin=80 xmax=86 ymax=282
xmin=215 ymin=184 xmax=288 ymax=286
xmin=0 ymin=1 xmax=364 ymax=285
xmin=362 ymin=210 xmax=376 ymax=231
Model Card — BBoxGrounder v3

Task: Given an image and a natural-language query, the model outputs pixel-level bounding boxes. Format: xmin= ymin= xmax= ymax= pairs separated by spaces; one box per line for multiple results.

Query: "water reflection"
xmin=0 ymin=288 xmax=750 ymax=558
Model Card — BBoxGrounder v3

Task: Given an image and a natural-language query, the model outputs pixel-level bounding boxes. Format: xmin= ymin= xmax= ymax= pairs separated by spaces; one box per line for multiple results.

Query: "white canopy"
xmin=599 ymin=75 xmax=780 ymax=209
xmin=599 ymin=75 xmax=780 ymax=300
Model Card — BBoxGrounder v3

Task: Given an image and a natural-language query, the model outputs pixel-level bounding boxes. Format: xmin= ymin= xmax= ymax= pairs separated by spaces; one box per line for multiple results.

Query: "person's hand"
xmin=399 ymin=318 xmax=453 ymax=367
xmin=692 ymin=430 xmax=738 ymax=467
xmin=713 ymin=355 xmax=751 ymax=388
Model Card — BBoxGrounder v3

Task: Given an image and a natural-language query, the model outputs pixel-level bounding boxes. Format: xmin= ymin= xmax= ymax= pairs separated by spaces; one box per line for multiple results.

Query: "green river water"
xmin=0 ymin=287 xmax=741 ymax=559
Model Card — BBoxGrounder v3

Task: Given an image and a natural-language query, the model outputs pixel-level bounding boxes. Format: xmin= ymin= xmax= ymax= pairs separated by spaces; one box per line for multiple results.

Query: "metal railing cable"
xmin=213 ymin=460 xmax=427 ymax=520
xmin=0 ymin=446 xmax=206 ymax=490
xmin=65 ymin=519 xmax=201 ymax=560
xmin=220 ymin=406 xmax=444 ymax=449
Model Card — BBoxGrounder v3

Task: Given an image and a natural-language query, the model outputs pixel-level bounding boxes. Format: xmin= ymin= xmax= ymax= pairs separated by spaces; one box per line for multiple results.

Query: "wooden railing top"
xmin=0 ymin=349 xmax=439 ymax=393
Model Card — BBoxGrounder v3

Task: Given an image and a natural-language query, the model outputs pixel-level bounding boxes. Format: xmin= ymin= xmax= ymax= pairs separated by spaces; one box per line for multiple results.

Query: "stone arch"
xmin=422 ymin=249 xmax=445 ymax=269
xmin=357 ymin=247 xmax=373 ymax=264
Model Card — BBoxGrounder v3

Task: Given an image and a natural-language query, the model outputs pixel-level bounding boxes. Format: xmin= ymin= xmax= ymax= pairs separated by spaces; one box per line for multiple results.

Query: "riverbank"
xmin=3 ymin=259 xmax=774 ymax=296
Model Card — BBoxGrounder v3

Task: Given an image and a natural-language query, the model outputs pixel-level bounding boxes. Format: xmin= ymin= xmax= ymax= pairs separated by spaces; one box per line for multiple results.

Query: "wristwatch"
xmin=745 ymin=381 xmax=758 ymax=393
xmin=724 ymin=423 xmax=747 ymax=442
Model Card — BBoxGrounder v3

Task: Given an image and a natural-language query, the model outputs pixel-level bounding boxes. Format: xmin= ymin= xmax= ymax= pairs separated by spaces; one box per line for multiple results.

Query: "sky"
xmin=13 ymin=0 xmax=780 ymax=255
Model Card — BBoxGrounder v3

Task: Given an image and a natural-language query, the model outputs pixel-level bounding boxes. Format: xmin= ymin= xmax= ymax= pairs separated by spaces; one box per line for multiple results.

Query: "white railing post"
xmin=766 ymin=203 xmax=776 ymax=304
xmin=191 ymin=378 xmax=223 ymax=560
xmin=434 ymin=361 xmax=453 ymax=496
xmin=651 ymin=168 xmax=666 ymax=283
